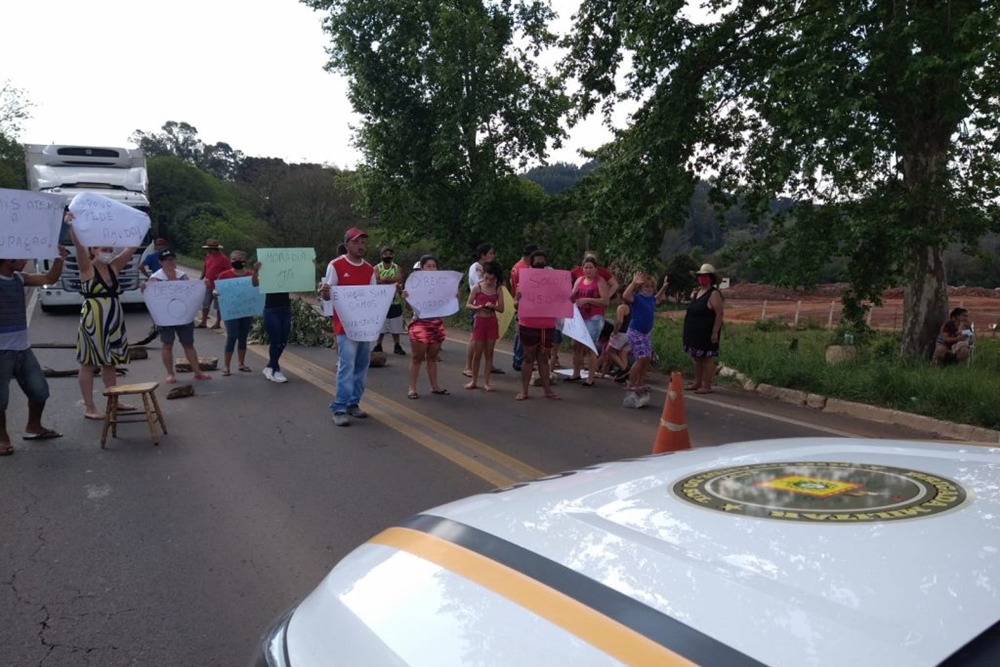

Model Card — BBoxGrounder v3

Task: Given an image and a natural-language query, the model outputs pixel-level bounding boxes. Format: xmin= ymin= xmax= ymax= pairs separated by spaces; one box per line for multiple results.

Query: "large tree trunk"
xmin=901 ymin=243 xmax=948 ymax=359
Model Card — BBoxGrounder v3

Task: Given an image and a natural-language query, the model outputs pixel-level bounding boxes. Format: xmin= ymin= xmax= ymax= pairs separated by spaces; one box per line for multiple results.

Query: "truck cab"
xmin=24 ymin=144 xmax=151 ymax=311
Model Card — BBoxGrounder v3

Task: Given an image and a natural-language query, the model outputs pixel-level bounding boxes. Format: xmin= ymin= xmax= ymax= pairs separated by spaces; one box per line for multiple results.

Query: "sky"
xmin=2 ymin=0 xmax=616 ymax=170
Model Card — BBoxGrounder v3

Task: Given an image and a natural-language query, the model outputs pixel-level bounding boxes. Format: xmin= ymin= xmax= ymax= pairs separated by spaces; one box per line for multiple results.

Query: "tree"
xmin=564 ymin=1 xmax=1000 ymax=357
xmin=131 ymin=122 xmax=245 ymax=181
xmin=302 ymin=0 xmax=569 ymax=265
xmin=0 ymin=81 xmax=31 ymax=188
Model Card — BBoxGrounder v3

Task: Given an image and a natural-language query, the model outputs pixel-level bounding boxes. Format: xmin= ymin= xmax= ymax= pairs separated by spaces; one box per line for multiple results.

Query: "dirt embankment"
xmin=696 ymin=283 xmax=1000 ymax=331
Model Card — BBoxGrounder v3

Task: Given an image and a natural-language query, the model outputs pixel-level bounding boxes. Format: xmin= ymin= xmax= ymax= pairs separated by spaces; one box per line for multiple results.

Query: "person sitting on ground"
xmin=933 ymin=308 xmax=972 ymax=365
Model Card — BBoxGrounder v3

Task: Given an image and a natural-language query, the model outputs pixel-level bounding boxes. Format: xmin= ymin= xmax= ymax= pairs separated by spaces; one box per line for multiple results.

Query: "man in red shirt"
xmin=320 ymin=228 xmax=377 ymax=426
xmin=198 ymin=238 xmax=231 ymax=329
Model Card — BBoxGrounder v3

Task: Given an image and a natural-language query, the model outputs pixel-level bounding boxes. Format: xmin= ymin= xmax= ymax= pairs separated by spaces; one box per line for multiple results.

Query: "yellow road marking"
xmin=248 ymin=344 xmax=544 ymax=487
xmin=371 ymin=527 xmax=700 ymax=667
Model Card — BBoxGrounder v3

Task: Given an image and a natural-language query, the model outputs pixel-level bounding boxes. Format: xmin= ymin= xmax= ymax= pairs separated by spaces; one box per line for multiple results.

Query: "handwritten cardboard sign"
xmin=143 ymin=279 xmax=206 ymax=326
xmin=404 ymin=270 xmax=462 ymax=319
xmin=517 ymin=268 xmax=572 ymax=318
xmin=216 ymin=276 xmax=266 ymax=321
xmin=68 ymin=192 xmax=150 ymax=248
xmin=330 ymin=284 xmax=396 ymax=341
xmin=558 ymin=304 xmax=598 ymax=354
xmin=256 ymin=247 xmax=316 ymax=293
xmin=0 ymin=188 xmax=65 ymax=259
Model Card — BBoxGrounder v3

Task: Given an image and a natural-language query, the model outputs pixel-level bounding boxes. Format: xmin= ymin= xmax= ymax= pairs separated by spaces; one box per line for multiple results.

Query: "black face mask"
xmin=532 ymin=264 xmax=546 ymax=269
xmin=381 ymin=257 xmax=393 ymax=264
xmin=232 ymin=260 xmax=245 ymax=270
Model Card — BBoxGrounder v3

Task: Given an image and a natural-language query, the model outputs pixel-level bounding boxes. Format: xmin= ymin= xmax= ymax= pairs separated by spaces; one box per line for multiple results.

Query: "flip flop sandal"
xmin=432 ymin=388 xmax=450 ymax=395
xmin=222 ymin=370 xmax=231 ymax=377
xmin=514 ymin=393 xmax=529 ymax=401
xmin=239 ymin=366 xmax=252 ymax=372
xmin=23 ymin=430 xmax=62 ymax=440
xmin=0 ymin=445 xmax=13 ymax=456
xmin=563 ymin=376 xmax=582 ymax=382
xmin=408 ymin=391 xmax=419 ymax=399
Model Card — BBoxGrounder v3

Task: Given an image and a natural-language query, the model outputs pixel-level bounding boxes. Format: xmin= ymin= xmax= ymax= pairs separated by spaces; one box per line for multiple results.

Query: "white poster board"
xmin=216 ymin=276 xmax=266 ymax=321
xmin=558 ymin=304 xmax=599 ymax=354
xmin=330 ymin=285 xmax=396 ymax=341
xmin=143 ymin=279 xmax=206 ymax=326
xmin=0 ymin=188 xmax=64 ymax=259
xmin=68 ymin=192 xmax=150 ymax=248
xmin=403 ymin=270 xmax=462 ymax=319
xmin=319 ymin=279 xmax=333 ymax=317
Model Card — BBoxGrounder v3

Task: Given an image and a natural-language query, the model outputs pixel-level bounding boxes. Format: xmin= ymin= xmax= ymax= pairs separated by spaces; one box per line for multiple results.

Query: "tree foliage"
xmin=302 ymin=0 xmax=570 ymax=265
xmin=563 ymin=0 xmax=1000 ymax=357
xmin=131 ymin=121 xmax=245 ymax=181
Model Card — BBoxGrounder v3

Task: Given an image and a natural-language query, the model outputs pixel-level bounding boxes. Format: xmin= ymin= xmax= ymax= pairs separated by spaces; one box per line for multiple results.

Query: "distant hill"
xmin=522 ymin=160 xmax=597 ymax=195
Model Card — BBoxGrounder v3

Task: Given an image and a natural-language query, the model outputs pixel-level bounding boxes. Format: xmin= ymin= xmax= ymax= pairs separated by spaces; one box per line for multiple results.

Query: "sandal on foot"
xmin=0 ymin=444 xmax=12 ymax=456
xmin=407 ymin=391 xmax=419 ymax=399
xmin=23 ymin=429 xmax=62 ymax=440
xmin=581 ymin=381 xmax=595 ymax=387
xmin=462 ymin=370 xmax=473 ymax=378
xmin=432 ymin=388 xmax=450 ymax=395
xmin=165 ymin=376 xmax=177 ymax=384
xmin=483 ymin=385 xmax=495 ymax=393
xmin=84 ymin=412 xmax=106 ymax=420
xmin=194 ymin=373 xmax=212 ymax=380
xmin=515 ymin=393 xmax=529 ymax=401
xmin=464 ymin=382 xmax=477 ymax=390
xmin=563 ymin=376 xmax=581 ymax=382
xmin=684 ymin=383 xmax=700 ymax=391
xmin=695 ymin=388 xmax=714 ymax=394
xmin=222 ymin=369 xmax=231 ymax=377
xmin=239 ymin=366 xmax=252 ymax=372
xmin=544 ymin=391 xmax=561 ymax=400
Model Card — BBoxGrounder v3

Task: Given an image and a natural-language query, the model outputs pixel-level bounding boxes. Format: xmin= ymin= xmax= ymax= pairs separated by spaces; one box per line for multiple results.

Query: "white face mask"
xmin=96 ymin=252 xmax=115 ymax=264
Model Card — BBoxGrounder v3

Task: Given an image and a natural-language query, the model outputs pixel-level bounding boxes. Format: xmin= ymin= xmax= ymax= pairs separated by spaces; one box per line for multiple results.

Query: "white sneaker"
xmin=262 ymin=367 xmax=274 ymax=381
xmin=272 ymin=370 xmax=288 ymax=383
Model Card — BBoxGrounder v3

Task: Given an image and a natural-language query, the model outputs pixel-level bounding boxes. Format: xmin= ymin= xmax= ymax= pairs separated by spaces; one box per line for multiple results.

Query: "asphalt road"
xmin=1 ymin=295 xmax=942 ymax=666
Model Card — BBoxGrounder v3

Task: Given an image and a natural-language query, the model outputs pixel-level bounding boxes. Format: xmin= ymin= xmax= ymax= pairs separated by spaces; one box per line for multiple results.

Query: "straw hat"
xmin=695 ymin=263 xmax=720 ymax=283
xmin=202 ymin=238 xmax=224 ymax=250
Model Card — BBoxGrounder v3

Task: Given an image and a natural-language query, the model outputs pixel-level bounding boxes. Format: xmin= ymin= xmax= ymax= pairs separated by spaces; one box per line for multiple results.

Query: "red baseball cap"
xmin=344 ymin=227 xmax=368 ymax=242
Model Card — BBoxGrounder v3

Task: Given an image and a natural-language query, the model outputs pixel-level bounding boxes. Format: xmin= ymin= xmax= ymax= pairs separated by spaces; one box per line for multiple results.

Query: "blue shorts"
xmin=584 ymin=316 xmax=604 ymax=344
xmin=0 ymin=349 xmax=50 ymax=409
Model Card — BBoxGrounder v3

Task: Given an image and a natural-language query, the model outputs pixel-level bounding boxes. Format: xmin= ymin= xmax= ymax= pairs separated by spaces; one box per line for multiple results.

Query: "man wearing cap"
xmin=198 ymin=238 xmax=229 ymax=329
xmin=140 ymin=238 xmax=169 ymax=278
xmin=373 ymin=246 xmax=406 ymax=356
xmin=320 ymin=228 xmax=377 ymax=426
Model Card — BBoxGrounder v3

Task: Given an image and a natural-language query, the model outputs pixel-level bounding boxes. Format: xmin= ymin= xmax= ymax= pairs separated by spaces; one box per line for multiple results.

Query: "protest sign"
xmin=0 ymin=188 xmax=65 ymax=259
xmin=330 ymin=285 xmax=396 ymax=341
xmin=404 ymin=270 xmax=462 ymax=319
xmin=68 ymin=192 xmax=150 ymax=248
xmin=255 ymin=247 xmax=316 ymax=293
xmin=558 ymin=304 xmax=598 ymax=354
xmin=517 ymin=268 xmax=572 ymax=319
xmin=496 ymin=286 xmax=515 ymax=337
xmin=216 ymin=276 xmax=266 ymax=321
xmin=318 ymin=279 xmax=333 ymax=317
xmin=143 ymin=279 xmax=206 ymax=326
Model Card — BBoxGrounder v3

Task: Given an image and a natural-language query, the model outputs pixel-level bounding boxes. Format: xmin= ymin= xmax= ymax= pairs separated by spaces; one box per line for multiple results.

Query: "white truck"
xmin=25 ymin=143 xmax=151 ymax=311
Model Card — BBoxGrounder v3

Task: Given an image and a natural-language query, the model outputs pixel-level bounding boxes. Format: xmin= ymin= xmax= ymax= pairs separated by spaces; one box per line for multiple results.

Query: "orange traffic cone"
xmin=652 ymin=371 xmax=691 ymax=454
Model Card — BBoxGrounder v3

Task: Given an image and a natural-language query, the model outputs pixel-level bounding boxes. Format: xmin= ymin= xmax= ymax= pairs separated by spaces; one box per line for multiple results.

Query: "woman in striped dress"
xmin=67 ymin=212 xmax=139 ymax=419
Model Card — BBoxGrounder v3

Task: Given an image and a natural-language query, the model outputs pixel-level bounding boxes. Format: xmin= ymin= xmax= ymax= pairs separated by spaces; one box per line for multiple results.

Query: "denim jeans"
xmin=224 ymin=316 xmax=254 ymax=353
xmin=330 ymin=335 xmax=371 ymax=413
xmin=262 ymin=306 xmax=291 ymax=371
xmin=512 ymin=327 xmax=523 ymax=368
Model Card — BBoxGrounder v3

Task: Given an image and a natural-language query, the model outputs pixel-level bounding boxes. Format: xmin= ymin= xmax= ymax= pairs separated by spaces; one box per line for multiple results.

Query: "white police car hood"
xmin=286 ymin=438 xmax=1000 ymax=667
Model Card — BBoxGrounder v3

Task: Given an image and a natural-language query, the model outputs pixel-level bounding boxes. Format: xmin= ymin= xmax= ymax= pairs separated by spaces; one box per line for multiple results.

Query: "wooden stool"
xmin=101 ymin=382 xmax=168 ymax=448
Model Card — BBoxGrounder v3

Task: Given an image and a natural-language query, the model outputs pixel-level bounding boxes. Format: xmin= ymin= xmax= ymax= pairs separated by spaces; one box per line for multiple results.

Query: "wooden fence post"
xmin=761 ymin=300 xmax=768 ymax=320
xmin=828 ymin=301 xmax=835 ymax=328
xmin=793 ymin=300 xmax=801 ymax=327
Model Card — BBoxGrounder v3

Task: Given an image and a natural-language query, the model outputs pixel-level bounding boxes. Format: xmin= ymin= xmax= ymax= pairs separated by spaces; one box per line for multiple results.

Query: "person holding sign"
xmin=215 ymin=250 xmax=254 ymax=376
xmin=404 ymin=255 xmax=451 ymax=399
xmin=319 ymin=228 xmax=376 ymax=427
xmin=144 ymin=250 xmax=212 ymax=384
xmin=0 ymin=249 xmax=69 ymax=453
xmin=514 ymin=250 xmax=561 ymax=401
xmin=66 ymin=211 xmax=139 ymax=420
xmin=464 ymin=261 xmax=505 ymax=393
xmin=567 ymin=257 xmax=611 ymax=386
xmin=252 ymin=262 xmax=291 ymax=384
